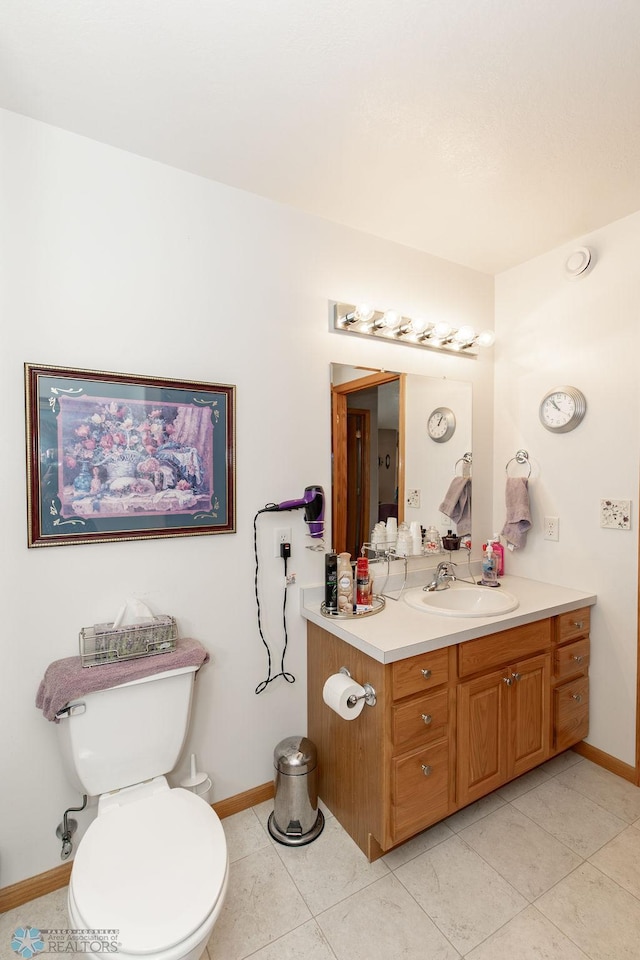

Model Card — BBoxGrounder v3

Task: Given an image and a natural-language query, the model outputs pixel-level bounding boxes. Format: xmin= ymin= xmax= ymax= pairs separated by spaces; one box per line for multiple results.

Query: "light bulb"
xmin=411 ymin=317 xmax=428 ymax=335
xmin=454 ymin=325 xmax=476 ymax=343
xmin=433 ymin=320 xmax=452 ymax=339
xmin=382 ymin=310 xmax=401 ymax=329
xmin=355 ymin=303 xmax=375 ymax=323
xmin=477 ymin=329 xmax=495 ymax=348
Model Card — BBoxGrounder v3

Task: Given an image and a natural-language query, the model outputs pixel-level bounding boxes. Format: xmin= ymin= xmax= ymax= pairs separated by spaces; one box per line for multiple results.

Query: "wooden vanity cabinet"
xmin=307 ymin=608 xmax=590 ymax=860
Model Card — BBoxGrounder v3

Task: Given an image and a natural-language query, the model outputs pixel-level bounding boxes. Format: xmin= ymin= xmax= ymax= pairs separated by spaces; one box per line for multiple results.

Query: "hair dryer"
xmin=268 ymin=485 xmax=325 ymax=538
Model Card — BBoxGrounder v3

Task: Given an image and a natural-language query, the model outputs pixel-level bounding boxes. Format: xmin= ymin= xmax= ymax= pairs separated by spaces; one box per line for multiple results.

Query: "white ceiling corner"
xmin=2 ymin=0 xmax=640 ymax=274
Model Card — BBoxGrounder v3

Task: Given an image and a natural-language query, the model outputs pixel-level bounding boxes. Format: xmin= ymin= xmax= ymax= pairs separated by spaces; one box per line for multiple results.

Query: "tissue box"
xmin=79 ymin=616 xmax=178 ymax=667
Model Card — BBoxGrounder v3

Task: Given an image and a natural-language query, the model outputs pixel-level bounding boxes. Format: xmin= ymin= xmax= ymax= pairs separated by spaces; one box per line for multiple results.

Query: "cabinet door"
xmin=509 ymin=654 xmax=550 ymax=778
xmin=457 ymin=667 xmax=509 ymax=806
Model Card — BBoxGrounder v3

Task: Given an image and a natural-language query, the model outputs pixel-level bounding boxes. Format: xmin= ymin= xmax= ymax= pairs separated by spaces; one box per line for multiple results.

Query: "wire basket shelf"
xmin=79 ymin=615 xmax=178 ymax=667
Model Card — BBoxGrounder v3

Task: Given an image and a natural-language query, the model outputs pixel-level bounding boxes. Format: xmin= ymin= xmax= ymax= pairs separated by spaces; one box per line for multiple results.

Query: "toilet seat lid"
xmin=71 ymin=787 xmax=227 ymax=955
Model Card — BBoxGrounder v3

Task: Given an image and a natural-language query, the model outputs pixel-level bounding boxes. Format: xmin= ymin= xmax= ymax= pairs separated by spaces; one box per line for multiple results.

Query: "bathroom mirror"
xmin=331 ymin=363 xmax=473 ymax=557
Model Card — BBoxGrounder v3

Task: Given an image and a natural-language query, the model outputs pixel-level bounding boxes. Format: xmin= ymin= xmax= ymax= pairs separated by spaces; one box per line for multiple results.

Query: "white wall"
xmin=494 ymin=212 xmax=640 ymax=765
xmin=0 ymin=108 xmax=494 ymax=886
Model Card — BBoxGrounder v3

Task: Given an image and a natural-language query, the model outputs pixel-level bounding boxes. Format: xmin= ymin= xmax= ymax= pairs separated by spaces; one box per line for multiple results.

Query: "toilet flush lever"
xmin=55 ymin=702 xmax=86 ymax=720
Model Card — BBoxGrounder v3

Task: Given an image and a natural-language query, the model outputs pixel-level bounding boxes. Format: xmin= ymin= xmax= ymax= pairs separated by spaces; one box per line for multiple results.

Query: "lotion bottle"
xmin=481 ymin=544 xmax=499 ymax=586
xmin=337 ymin=552 xmax=353 ymax=614
xmin=490 ymin=535 xmax=505 ymax=577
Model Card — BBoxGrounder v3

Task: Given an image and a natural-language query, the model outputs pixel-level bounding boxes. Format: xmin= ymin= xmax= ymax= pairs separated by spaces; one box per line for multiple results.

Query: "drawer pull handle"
xmin=571 ymin=693 xmax=583 ymax=703
xmin=503 ymin=676 xmax=513 ymax=686
xmin=421 ymin=669 xmax=432 ymax=680
xmin=421 ymin=714 xmax=433 ymax=725
xmin=511 ymin=672 xmax=522 ymax=682
xmin=572 ymin=654 xmax=584 ymax=664
xmin=421 ymin=764 xmax=432 ymax=777
xmin=572 ymin=620 xmax=584 ymax=630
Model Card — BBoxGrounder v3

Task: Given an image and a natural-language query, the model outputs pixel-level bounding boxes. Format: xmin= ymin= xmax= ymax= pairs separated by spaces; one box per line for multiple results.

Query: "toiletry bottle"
xmin=491 ymin=535 xmax=505 ymax=577
xmin=356 ymin=557 xmax=373 ymax=612
xmin=425 ymin=525 xmax=441 ymax=554
xmin=325 ymin=552 xmax=338 ymax=612
xmin=337 ymin=552 xmax=353 ymax=614
xmin=481 ymin=544 xmax=498 ymax=586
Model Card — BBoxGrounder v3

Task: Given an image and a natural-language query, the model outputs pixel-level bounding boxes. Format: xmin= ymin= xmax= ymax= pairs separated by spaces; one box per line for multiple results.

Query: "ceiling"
xmin=2 ymin=0 xmax=640 ymax=274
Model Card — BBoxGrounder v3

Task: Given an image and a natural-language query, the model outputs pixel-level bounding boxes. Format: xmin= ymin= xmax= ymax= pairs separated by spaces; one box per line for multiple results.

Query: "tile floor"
xmin=4 ymin=751 xmax=640 ymax=960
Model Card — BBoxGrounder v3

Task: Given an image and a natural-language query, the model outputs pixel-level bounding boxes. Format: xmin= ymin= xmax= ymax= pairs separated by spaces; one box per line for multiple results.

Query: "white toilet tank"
xmin=56 ymin=665 xmax=198 ymax=796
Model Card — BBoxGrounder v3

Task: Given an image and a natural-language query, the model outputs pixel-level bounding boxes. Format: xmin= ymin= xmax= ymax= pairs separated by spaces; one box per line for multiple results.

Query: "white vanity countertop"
xmin=301 ymin=575 xmax=596 ymax=664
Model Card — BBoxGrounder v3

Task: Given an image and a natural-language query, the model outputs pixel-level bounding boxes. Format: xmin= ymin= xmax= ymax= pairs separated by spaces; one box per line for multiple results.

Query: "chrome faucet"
xmin=424 ymin=561 xmax=456 ymax=592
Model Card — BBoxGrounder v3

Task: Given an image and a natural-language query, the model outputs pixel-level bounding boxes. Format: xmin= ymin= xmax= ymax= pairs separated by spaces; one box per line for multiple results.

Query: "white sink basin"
xmin=404 ymin=582 xmax=519 ymax=618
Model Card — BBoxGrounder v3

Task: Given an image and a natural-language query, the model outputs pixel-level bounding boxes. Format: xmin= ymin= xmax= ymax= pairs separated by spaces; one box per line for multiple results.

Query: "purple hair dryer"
xmin=270 ymin=485 xmax=325 ymax=538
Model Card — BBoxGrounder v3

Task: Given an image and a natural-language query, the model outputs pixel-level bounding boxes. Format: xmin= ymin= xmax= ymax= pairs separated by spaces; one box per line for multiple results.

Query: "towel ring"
xmin=455 ymin=452 xmax=472 ymax=476
xmin=505 ymin=449 xmax=531 ymax=478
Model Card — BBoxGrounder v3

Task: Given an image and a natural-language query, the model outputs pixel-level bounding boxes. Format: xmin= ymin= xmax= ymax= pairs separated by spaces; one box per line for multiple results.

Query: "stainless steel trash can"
xmin=268 ymin=736 xmax=325 ymax=846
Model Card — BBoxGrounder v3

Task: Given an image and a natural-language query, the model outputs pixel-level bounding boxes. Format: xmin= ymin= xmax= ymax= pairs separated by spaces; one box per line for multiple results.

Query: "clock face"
xmin=539 ymin=387 xmax=586 ymax=433
xmin=427 ymin=407 xmax=455 ymax=442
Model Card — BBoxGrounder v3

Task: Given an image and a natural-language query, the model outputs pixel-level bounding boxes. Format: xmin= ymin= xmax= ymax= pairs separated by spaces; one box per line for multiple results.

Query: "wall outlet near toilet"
xmin=543 ymin=516 xmax=559 ymax=541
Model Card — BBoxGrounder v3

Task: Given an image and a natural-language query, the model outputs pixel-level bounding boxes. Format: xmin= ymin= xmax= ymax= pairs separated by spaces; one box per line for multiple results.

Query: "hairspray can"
xmin=325 ymin=552 xmax=338 ymax=612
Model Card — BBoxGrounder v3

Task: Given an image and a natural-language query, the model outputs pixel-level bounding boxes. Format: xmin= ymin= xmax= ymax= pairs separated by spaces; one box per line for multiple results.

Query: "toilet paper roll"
xmin=322 ymin=673 xmax=366 ymax=720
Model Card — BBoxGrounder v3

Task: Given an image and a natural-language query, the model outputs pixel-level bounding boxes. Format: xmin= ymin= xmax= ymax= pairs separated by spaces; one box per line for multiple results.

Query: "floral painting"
xmin=25 ymin=364 xmax=235 ymax=546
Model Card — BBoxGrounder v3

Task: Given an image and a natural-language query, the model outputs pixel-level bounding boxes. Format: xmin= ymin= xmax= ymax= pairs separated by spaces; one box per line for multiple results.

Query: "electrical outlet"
xmin=274 ymin=527 xmax=291 ymax=557
xmin=407 ymin=489 xmax=421 ymax=508
xmin=543 ymin=516 xmax=559 ymax=541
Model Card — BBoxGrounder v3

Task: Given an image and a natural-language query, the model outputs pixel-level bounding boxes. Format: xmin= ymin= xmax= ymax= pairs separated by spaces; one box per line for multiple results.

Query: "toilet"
xmin=55 ymin=664 xmax=228 ymax=960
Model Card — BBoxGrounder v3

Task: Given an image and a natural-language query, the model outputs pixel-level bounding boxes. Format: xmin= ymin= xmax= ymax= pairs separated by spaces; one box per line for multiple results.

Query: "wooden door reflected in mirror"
xmin=331 ymin=370 xmax=404 ymax=556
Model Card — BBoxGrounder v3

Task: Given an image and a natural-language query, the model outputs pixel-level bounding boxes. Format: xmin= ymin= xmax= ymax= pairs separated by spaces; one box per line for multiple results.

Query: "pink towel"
xmin=36 ymin=637 xmax=209 ymax=722
xmin=501 ymin=477 xmax=532 ymax=549
xmin=438 ymin=477 xmax=471 ymax=536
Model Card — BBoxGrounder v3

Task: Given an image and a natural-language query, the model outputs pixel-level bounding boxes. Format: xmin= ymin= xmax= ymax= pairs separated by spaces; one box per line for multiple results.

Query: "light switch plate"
xmin=600 ymin=499 xmax=631 ymax=529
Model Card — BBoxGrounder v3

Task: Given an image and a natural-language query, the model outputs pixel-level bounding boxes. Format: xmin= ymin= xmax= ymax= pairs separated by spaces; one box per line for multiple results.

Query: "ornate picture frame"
xmin=25 ymin=363 xmax=236 ymax=547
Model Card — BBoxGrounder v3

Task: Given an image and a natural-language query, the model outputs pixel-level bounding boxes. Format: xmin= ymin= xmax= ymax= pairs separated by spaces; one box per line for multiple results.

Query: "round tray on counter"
xmin=320 ymin=596 xmax=386 ymax=620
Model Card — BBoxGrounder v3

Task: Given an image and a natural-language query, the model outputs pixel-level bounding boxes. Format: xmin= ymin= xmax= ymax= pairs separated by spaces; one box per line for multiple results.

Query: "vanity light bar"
xmin=331 ymin=301 xmax=495 ymax=358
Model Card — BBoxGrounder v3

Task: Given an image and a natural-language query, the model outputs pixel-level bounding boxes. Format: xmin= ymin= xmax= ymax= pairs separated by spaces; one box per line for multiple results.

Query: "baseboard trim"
xmin=212 ymin=780 xmax=274 ymax=819
xmin=0 ymin=781 xmax=274 ymax=914
xmin=0 ymin=862 xmax=73 ymax=915
xmin=573 ymin=741 xmax=639 ymax=785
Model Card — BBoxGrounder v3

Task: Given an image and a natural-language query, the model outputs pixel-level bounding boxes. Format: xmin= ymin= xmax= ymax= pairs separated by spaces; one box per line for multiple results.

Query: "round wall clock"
xmin=539 ymin=386 xmax=586 ymax=433
xmin=427 ymin=407 xmax=456 ymax=442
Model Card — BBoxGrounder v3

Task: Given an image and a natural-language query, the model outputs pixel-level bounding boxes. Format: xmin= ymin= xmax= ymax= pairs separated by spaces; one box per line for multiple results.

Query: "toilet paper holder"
xmin=339 ymin=667 xmax=377 ymax=707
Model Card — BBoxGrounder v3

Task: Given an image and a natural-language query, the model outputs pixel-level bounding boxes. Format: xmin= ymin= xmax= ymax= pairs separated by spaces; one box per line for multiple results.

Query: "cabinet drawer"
xmin=392 ymin=647 xmax=449 ymax=700
xmin=554 ymin=637 xmax=590 ymax=681
xmin=392 ymin=690 xmax=449 ymax=752
xmin=554 ymin=675 xmax=589 ymax=751
xmin=458 ymin=620 xmax=551 ymax=678
xmin=556 ymin=607 xmax=590 ymax=644
xmin=391 ymin=739 xmax=449 ymax=842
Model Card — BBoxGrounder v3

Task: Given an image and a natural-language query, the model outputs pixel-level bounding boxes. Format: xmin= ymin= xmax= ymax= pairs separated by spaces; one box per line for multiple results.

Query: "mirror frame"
xmin=331 ymin=370 xmax=406 ymax=555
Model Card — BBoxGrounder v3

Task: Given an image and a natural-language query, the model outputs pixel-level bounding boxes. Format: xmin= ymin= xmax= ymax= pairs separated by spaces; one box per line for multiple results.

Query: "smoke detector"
xmin=564 ymin=246 xmax=593 ymax=279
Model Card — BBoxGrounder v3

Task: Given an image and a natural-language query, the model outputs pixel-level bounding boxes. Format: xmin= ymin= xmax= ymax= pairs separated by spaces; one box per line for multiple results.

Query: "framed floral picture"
xmin=25 ymin=363 xmax=236 ymax=547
